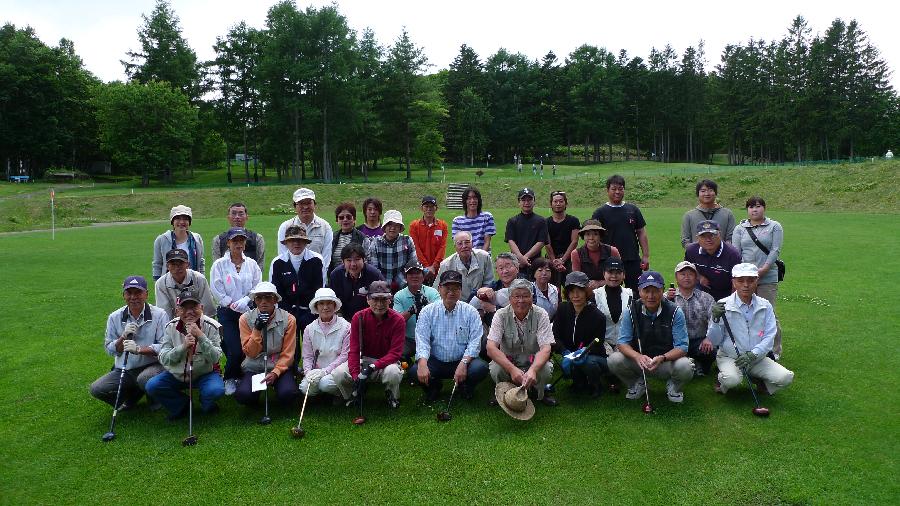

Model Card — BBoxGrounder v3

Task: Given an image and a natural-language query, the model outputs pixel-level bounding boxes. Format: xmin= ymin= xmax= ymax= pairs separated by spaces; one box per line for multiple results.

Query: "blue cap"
xmin=226 ymin=227 xmax=248 ymax=240
xmin=122 ymin=275 xmax=148 ymax=292
xmin=637 ymin=271 xmax=665 ymax=289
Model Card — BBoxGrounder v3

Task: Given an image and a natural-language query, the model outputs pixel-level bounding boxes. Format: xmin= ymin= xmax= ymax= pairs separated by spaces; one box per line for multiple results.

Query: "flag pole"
xmin=50 ymin=188 xmax=55 ymax=240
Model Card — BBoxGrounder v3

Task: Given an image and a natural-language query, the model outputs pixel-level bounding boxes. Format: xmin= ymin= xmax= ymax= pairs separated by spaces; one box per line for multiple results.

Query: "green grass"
xmin=1 ymin=205 xmax=898 ymax=504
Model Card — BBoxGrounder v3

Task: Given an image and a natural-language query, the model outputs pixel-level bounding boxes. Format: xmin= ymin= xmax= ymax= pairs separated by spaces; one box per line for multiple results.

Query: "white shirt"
xmin=277 ymin=214 xmax=334 ymax=262
xmin=210 ymin=254 xmax=262 ymax=312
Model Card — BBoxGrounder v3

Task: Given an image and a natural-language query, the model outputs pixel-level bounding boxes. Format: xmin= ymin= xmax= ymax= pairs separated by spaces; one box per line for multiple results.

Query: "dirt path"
xmin=0 ymin=219 xmax=165 ymax=236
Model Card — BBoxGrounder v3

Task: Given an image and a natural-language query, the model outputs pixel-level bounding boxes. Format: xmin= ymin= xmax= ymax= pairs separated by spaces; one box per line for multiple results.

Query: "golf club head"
xmin=752 ymin=407 xmax=771 ymax=417
xmin=352 ymin=416 xmax=367 ymax=425
xmin=101 ymin=432 xmax=116 ymax=442
xmin=182 ymin=435 xmax=197 ymax=446
xmin=259 ymin=416 xmax=272 ymax=425
xmin=436 ymin=411 xmax=452 ymax=422
xmin=290 ymin=426 xmax=306 ymax=439
xmin=642 ymin=402 xmax=654 ymax=414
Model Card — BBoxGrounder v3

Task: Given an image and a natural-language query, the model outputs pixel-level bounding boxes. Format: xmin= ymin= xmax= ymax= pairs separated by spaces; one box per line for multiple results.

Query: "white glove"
xmin=123 ymin=322 xmax=138 ymax=338
xmin=123 ymin=340 xmax=140 ymax=354
xmin=306 ymin=368 xmax=327 ymax=385
xmin=230 ymin=296 xmax=252 ymax=313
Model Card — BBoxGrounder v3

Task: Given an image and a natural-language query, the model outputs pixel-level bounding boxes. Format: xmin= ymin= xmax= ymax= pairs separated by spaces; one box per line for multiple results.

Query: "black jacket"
xmin=552 ymin=302 xmax=607 ymax=356
xmin=270 ymin=254 xmax=324 ymax=332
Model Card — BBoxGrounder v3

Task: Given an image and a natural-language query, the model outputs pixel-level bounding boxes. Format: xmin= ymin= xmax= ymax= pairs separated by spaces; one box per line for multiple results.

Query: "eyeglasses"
xmin=551 ymin=191 xmax=566 ymax=197
xmin=337 ymin=214 xmax=354 ymax=221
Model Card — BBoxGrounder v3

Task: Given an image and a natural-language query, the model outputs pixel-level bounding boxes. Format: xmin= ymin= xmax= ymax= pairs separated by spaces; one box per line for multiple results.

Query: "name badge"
xmin=434 ymin=230 xmax=443 ymax=237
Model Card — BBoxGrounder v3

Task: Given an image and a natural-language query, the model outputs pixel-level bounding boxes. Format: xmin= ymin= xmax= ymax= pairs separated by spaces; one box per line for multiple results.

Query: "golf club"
xmin=182 ymin=343 xmax=198 ymax=446
xmin=436 ymin=381 xmax=458 ymax=422
xmin=628 ymin=296 xmax=653 ymax=414
xmin=101 ymin=351 xmax=130 ymax=442
xmin=352 ymin=315 xmax=367 ymax=425
xmin=291 ymin=351 xmax=318 ymax=439
xmin=259 ymin=312 xmax=271 ymax=426
xmin=722 ymin=315 xmax=770 ymax=417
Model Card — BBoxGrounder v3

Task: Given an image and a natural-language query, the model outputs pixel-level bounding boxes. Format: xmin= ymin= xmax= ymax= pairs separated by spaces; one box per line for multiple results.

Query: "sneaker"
xmin=385 ymin=391 xmax=400 ymax=409
xmin=666 ymin=380 xmax=684 ymax=403
xmin=625 ymin=380 xmax=646 ymax=400
xmin=224 ymin=379 xmax=237 ymax=396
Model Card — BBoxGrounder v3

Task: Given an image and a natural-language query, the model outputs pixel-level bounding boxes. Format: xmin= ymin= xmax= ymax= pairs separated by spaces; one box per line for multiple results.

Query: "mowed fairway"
xmin=1 ymin=207 xmax=898 ymax=504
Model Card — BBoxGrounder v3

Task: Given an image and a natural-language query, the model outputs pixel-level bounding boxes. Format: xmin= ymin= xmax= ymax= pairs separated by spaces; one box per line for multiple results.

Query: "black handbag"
xmin=746 ymin=227 xmax=785 ymax=281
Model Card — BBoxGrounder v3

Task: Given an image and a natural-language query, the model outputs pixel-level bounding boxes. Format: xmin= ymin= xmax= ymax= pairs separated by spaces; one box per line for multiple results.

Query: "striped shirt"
xmin=452 ymin=212 xmax=496 ymax=250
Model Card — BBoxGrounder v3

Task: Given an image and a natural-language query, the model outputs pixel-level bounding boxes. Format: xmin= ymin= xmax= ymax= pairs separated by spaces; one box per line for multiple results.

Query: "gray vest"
xmin=241 ymin=307 xmax=291 ymax=373
xmin=497 ymin=305 xmax=542 ymax=363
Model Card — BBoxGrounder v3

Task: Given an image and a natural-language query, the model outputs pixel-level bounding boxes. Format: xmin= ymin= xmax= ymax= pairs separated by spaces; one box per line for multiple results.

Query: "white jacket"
xmin=301 ymin=316 xmax=351 ymax=374
xmin=706 ymin=292 xmax=777 ymax=358
xmin=210 ymin=254 xmax=262 ymax=312
xmin=593 ymin=286 xmax=634 ymax=347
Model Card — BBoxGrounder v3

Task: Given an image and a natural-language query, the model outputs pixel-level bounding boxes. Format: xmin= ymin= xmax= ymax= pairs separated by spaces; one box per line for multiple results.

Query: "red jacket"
xmin=348 ymin=308 xmax=405 ymax=379
xmin=408 ymin=218 xmax=448 ymax=272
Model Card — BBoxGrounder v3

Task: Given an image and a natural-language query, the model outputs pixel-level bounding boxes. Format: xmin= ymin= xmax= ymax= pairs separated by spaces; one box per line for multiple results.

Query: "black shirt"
xmin=591 ymin=203 xmax=646 ymax=261
xmin=505 ymin=212 xmax=550 ymax=261
xmin=546 ymin=214 xmax=581 ymax=259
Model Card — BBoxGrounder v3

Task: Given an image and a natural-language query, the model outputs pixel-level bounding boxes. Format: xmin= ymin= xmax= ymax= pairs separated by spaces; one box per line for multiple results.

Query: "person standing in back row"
xmin=212 ymin=203 xmax=266 ymax=266
xmin=277 ymin=188 xmax=333 ymax=265
xmin=592 ymin=175 xmax=650 ymax=290
xmin=506 ymin=188 xmax=549 ymax=277
xmin=545 ymin=191 xmax=581 ymax=288
xmin=408 ymin=195 xmax=448 ymax=285
xmin=680 ymin=180 xmax=735 ymax=249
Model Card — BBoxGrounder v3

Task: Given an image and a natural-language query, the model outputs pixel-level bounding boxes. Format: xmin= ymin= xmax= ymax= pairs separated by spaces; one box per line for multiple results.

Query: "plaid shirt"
xmin=366 ymin=234 xmax=418 ymax=287
xmin=673 ymin=288 xmax=716 ymax=344
xmin=415 ymin=300 xmax=483 ymax=362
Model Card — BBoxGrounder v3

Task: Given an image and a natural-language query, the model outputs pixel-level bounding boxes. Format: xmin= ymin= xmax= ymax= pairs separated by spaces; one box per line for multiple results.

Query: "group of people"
xmin=91 ymin=176 xmax=793 ymax=424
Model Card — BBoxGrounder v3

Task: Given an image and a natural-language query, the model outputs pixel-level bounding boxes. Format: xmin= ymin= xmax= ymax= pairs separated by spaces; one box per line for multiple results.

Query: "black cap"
xmin=165 ymin=249 xmax=189 ymax=263
xmin=439 ymin=270 xmax=463 ymax=286
xmin=177 ymin=288 xmax=202 ymax=305
xmin=604 ymin=257 xmax=624 ymax=272
xmin=517 ymin=187 xmax=535 ymax=199
xmin=404 ymin=262 xmax=425 ymax=274
xmin=421 ymin=195 xmax=437 ymax=205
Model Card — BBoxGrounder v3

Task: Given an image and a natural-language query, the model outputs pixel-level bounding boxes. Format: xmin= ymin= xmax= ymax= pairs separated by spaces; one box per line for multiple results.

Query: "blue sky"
xmin=2 ymin=0 xmax=896 ymax=88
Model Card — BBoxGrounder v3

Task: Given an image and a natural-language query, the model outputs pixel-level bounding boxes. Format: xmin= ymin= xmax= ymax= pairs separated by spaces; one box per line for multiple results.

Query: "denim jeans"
xmin=145 ymin=370 xmax=225 ymax=415
xmin=571 ymin=354 xmax=610 ymax=384
xmin=409 ymin=356 xmax=489 ymax=396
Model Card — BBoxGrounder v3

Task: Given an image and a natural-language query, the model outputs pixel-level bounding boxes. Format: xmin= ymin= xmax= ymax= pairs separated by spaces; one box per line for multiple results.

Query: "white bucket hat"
xmin=382 ymin=209 xmax=404 ymax=229
xmin=249 ymin=281 xmax=282 ymax=302
xmin=309 ymin=287 xmax=342 ymax=314
xmin=169 ymin=205 xmax=192 ymax=223
xmin=292 ymin=187 xmax=316 ymax=203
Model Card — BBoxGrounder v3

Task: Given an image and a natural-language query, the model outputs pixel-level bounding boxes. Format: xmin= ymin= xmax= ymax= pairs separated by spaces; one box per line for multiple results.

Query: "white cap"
xmin=383 ymin=209 xmax=404 ymax=228
xmin=249 ymin=281 xmax=282 ymax=302
xmin=169 ymin=205 xmax=192 ymax=222
xmin=292 ymin=187 xmax=316 ymax=203
xmin=732 ymin=263 xmax=759 ymax=278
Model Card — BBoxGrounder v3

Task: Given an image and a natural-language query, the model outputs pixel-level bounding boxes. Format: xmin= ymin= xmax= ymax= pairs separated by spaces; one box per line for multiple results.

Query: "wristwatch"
xmin=461 ymin=357 xmax=471 ymax=366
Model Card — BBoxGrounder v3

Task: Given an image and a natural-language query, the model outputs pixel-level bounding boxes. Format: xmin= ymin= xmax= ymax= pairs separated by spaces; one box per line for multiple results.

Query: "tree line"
xmin=1 ymin=0 xmax=897 ymax=184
